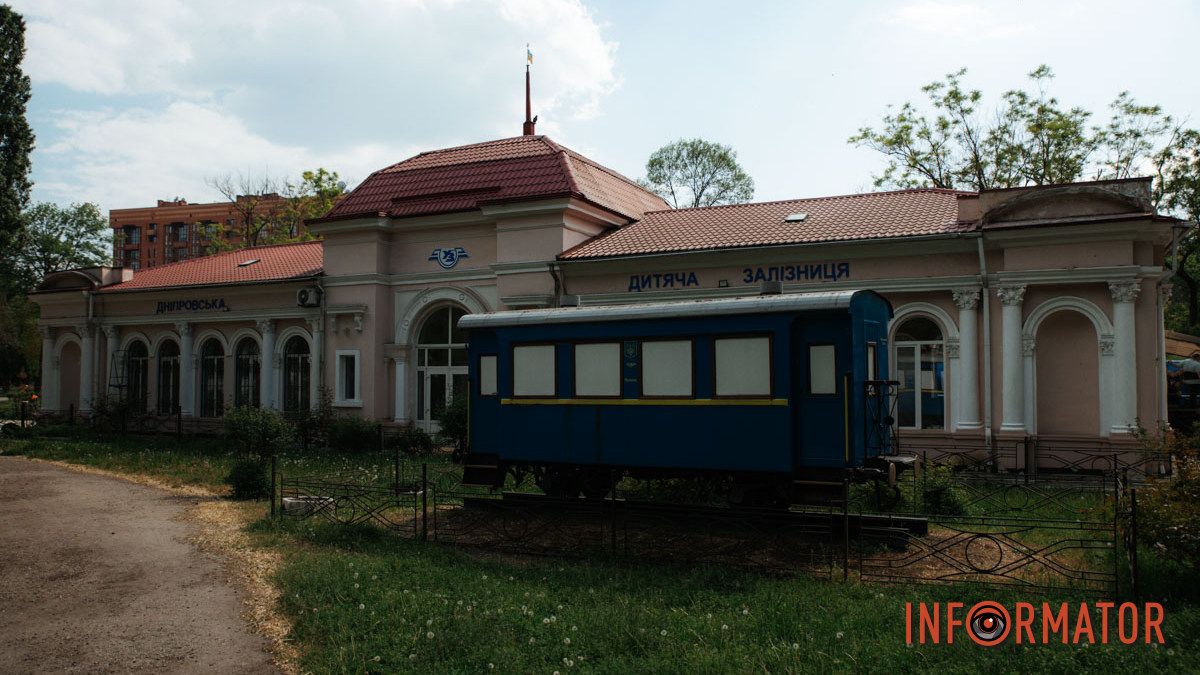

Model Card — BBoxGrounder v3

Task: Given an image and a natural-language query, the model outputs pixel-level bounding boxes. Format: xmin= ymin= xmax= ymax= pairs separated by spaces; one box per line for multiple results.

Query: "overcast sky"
xmin=14 ymin=0 xmax=1200 ymax=213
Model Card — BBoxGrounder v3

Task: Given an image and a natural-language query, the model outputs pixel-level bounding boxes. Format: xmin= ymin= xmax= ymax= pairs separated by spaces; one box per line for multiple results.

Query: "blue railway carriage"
xmin=458 ymin=290 xmax=896 ymax=504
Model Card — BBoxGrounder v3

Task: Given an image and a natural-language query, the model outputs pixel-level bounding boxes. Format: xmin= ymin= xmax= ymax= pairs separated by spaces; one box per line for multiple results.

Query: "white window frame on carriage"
xmin=335 ymin=349 xmax=362 ymax=407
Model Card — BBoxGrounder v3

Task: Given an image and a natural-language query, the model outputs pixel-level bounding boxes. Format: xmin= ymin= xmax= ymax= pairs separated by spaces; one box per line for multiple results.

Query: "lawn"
xmin=2 ymin=433 xmax=1197 ymax=673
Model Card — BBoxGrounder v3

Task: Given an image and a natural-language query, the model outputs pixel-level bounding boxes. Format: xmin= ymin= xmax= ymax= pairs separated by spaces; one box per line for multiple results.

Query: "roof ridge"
xmin=380 ymin=135 xmax=548 ymax=172
xmin=562 ymin=148 xmax=667 ymax=206
xmin=641 ymin=186 xmax=971 ymax=216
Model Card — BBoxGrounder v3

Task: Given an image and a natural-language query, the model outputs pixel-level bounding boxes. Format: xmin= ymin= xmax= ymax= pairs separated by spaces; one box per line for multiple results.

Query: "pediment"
xmin=982 ymin=184 xmax=1152 ymax=224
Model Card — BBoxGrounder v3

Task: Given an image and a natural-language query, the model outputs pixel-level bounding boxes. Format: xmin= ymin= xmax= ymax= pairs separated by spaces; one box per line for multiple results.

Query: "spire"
xmin=523 ymin=45 xmax=536 ymax=135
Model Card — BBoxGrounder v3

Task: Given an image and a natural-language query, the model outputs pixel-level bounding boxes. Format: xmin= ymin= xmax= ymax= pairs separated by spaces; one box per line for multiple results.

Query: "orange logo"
xmin=905 ymin=601 xmax=1164 ymax=645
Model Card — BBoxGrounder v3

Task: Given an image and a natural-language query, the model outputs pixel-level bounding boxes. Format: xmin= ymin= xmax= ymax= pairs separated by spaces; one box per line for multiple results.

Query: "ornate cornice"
xmin=951 ymin=287 xmax=980 ymax=311
xmin=1108 ymin=280 xmax=1141 ymax=304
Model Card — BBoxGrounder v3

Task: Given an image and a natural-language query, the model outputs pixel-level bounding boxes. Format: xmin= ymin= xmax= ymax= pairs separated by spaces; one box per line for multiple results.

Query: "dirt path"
xmin=0 ymin=456 xmax=277 ymax=674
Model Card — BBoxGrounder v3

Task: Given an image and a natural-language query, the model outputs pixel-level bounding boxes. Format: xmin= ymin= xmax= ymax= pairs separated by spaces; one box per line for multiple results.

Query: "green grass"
xmin=4 ymin=435 xmax=1198 ymax=673
xmin=255 ymin=519 xmax=1200 ymax=674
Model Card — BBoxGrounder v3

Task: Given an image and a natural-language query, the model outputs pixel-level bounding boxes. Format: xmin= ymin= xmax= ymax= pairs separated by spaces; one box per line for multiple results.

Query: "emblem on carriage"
xmin=623 ymin=341 xmax=638 ymax=359
xmin=429 ymin=247 xmax=469 ymax=269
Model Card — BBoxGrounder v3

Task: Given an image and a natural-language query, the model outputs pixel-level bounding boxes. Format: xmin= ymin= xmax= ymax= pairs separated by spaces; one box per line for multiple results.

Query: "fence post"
xmin=420 ymin=462 xmax=428 ymax=542
xmin=610 ymin=468 xmax=618 ymax=556
xmin=842 ymin=477 xmax=850 ymax=582
xmin=393 ymin=431 xmax=401 ymax=498
xmin=175 ymin=405 xmax=182 ymax=440
xmin=1128 ymin=487 xmax=1139 ymax=600
xmin=270 ymin=454 xmax=278 ymax=519
xmin=19 ymin=400 xmax=26 ymax=429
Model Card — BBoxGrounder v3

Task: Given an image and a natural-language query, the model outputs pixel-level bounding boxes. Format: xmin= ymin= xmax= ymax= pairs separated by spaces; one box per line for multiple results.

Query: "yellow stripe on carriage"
xmin=500 ymin=397 xmax=789 ymax=407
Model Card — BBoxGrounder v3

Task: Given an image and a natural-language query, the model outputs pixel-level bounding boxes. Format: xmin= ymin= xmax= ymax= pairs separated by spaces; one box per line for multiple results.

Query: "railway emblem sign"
xmin=429 ymin=247 xmax=469 ymax=269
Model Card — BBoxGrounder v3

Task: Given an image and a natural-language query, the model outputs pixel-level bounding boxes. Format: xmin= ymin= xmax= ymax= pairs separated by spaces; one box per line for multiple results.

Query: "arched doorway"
xmin=58 ymin=341 xmax=81 ymax=414
xmin=282 ymin=335 xmax=311 ymax=413
xmin=234 ymin=337 xmax=260 ymax=408
xmin=199 ymin=338 xmax=224 ymax=417
xmin=1035 ymin=310 xmax=1100 ymax=436
xmin=126 ymin=341 xmax=150 ymax=413
xmin=415 ymin=304 xmax=468 ymax=432
xmin=893 ymin=316 xmax=946 ymax=430
xmin=157 ymin=340 xmax=180 ymax=414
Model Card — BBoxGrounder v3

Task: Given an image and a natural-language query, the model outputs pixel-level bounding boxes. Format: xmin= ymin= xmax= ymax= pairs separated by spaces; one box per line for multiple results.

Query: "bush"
xmin=326 ymin=416 xmax=379 ymax=454
xmin=434 ymin=390 xmax=469 ymax=459
xmin=1136 ymin=428 xmax=1200 ymax=567
xmin=225 ymin=458 xmax=271 ymax=500
xmin=387 ymin=424 xmax=435 ymax=457
xmin=224 ymin=406 xmax=293 ymax=458
xmin=921 ymin=463 xmax=968 ymax=515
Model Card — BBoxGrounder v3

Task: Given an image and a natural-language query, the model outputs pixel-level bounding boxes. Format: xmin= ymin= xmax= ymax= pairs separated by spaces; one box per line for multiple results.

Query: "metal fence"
xmin=276 ymin=453 xmax=1144 ymax=598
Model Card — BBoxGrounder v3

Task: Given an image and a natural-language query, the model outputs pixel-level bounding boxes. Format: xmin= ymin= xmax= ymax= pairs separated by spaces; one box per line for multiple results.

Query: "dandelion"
xmin=660 ymin=630 xmax=667 ymax=636
xmin=836 ymin=632 xmax=844 ymax=639
xmin=354 ymin=583 xmax=359 ymax=589
xmin=721 ymin=625 xmax=729 ymax=631
xmin=372 ymin=656 xmax=381 ymax=662
xmin=354 ymin=572 xmax=359 ymax=578
xmin=358 ymin=603 xmax=365 ymax=610
xmin=706 ymin=613 xmax=713 ymax=619
xmin=372 ymin=575 xmax=378 ymax=581
xmin=488 ymin=664 xmax=495 ymax=670
xmin=529 ymin=638 xmax=537 ymax=645
xmin=742 ymin=608 xmax=749 ymax=615
xmin=564 ymin=638 xmax=571 ymax=645
xmin=557 ymin=604 xmax=563 ymax=610
xmin=483 ymin=575 xmax=488 ymax=580
xmin=409 ymin=653 xmax=417 ymax=660
xmin=427 ymin=619 xmax=434 ymax=626
xmin=792 ymin=643 xmax=799 ymax=650
xmin=571 ymin=625 xmax=578 ymax=632
xmin=544 ymin=618 xmax=551 ymax=624
xmin=426 ymin=631 xmax=435 ymax=640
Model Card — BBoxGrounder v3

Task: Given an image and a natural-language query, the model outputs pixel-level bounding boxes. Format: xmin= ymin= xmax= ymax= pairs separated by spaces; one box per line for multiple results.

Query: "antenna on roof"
xmin=523 ymin=44 xmax=536 ymax=136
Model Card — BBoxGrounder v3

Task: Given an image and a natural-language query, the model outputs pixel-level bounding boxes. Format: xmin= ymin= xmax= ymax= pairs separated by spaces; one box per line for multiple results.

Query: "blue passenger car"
xmin=458 ymin=290 xmax=895 ymax=503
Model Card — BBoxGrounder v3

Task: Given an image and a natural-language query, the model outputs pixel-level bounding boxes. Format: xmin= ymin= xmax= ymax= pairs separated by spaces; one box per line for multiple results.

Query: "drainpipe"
xmin=548 ymin=261 xmax=564 ymax=307
xmin=976 ymin=235 xmax=993 ymax=446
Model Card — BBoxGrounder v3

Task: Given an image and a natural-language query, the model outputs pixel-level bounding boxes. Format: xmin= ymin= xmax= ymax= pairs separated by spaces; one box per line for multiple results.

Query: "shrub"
xmin=289 ymin=386 xmax=335 ymax=450
xmin=326 ymin=416 xmax=379 ymax=454
xmin=225 ymin=458 xmax=271 ymax=500
xmin=1136 ymin=428 xmax=1200 ymax=567
xmin=224 ymin=406 xmax=293 ymax=459
xmin=387 ymin=424 xmax=435 ymax=457
xmin=434 ymin=390 xmax=469 ymax=459
xmin=921 ymin=463 xmax=968 ymax=515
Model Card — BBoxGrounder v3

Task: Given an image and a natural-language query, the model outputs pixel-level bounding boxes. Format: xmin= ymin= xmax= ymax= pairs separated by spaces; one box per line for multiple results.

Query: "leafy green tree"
xmin=0 ymin=6 xmax=33 ymax=260
xmin=203 ymin=168 xmax=344 ymax=251
xmin=267 ymin=168 xmax=345 ymax=245
xmin=6 ymin=202 xmax=110 ymax=292
xmin=643 ymin=139 xmax=754 ymax=208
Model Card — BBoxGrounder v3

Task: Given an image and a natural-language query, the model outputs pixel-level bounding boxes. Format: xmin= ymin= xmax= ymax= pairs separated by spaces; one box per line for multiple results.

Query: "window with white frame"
xmin=574 ymin=343 xmax=620 ymax=397
xmin=809 ymin=344 xmax=837 ymax=395
xmin=513 ymin=345 xmax=555 ymax=397
xmin=335 ymin=349 xmax=361 ymax=405
xmin=479 ymin=355 xmax=498 ymax=396
xmin=715 ymin=336 xmax=772 ymax=397
xmin=641 ymin=340 xmax=692 ymax=397
xmin=893 ymin=316 xmax=945 ymax=429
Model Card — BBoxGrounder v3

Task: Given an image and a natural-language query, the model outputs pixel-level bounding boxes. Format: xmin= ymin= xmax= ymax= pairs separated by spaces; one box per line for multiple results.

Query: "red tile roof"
xmin=559 ymin=188 xmax=972 ymax=259
xmin=99 ymin=241 xmax=323 ymax=292
xmin=318 ymin=135 xmax=668 ymax=224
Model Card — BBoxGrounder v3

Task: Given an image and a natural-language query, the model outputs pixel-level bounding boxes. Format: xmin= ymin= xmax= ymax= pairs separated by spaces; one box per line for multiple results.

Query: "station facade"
xmin=34 ymin=133 xmax=1178 ymax=456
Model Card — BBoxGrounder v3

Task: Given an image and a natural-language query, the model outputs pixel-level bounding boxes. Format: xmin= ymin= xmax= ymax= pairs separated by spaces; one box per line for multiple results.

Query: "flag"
xmin=526 ymin=43 xmax=534 ymax=65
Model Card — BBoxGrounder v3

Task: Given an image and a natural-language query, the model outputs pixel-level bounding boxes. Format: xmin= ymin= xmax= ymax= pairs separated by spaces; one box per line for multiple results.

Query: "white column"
xmin=39 ymin=327 xmax=56 ymax=412
xmin=308 ymin=318 xmax=322 ymax=410
xmin=1109 ymin=280 xmax=1140 ymax=434
xmin=258 ymin=320 xmax=276 ymax=409
xmin=997 ymin=285 xmax=1026 ymax=433
xmin=177 ymin=321 xmax=194 ymax=416
xmin=393 ymin=351 xmax=409 ymax=422
xmin=79 ymin=323 xmax=95 ymax=414
xmin=952 ymin=287 xmax=981 ymax=430
xmin=103 ymin=325 xmax=119 ymax=396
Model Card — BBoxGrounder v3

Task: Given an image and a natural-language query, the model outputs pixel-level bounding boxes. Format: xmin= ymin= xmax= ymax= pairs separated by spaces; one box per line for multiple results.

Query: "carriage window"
xmin=715 ymin=337 xmax=771 ymax=397
xmin=513 ymin=345 xmax=555 ymax=397
xmin=641 ymin=340 xmax=692 ymax=397
xmin=479 ymin=355 xmax=498 ymax=397
xmin=867 ymin=343 xmax=877 ymax=381
xmin=809 ymin=345 xmax=837 ymax=395
xmin=574 ymin=343 xmax=620 ymax=397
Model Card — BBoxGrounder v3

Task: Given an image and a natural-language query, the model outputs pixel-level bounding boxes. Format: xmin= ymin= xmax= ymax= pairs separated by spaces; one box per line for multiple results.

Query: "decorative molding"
xmin=256 ymin=319 xmax=276 ymax=334
xmin=1108 ymin=279 xmax=1141 ymax=304
xmin=1022 ymin=337 xmax=1036 ymax=357
xmin=77 ymin=323 xmax=93 ymax=338
xmin=945 ymin=338 xmax=961 ymax=359
xmin=1099 ymin=336 xmax=1115 ymax=355
xmin=951 ymin=287 xmax=980 ymax=311
xmin=328 ymin=304 xmax=367 ymax=334
xmin=995 ymin=285 xmax=1027 ymax=307
xmin=102 ymin=325 xmax=118 ymax=340
xmin=174 ymin=321 xmax=192 ymax=337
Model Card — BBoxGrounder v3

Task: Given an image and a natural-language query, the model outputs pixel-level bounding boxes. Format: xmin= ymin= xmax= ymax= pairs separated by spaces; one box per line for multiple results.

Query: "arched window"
xmin=157 ymin=340 xmax=180 ymax=414
xmin=199 ymin=338 xmax=225 ymax=418
xmin=126 ymin=341 xmax=150 ymax=413
xmin=894 ymin=316 xmax=945 ymax=429
xmin=416 ymin=305 xmax=468 ymax=432
xmin=282 ymin=336 xmax=311 ymax=413
xmin=234 ymin=338 xmax=260 ymax=408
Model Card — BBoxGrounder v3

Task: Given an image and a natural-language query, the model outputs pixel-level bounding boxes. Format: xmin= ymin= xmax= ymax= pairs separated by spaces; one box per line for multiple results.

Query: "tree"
xmin=0 ymin=6 xmax=33 ymax=260
xmin=6 ymin=202 xmax=110 ymax=292
xmin=268 ymin=168 xmax=345 ymax=245
xmin=643 ymin=139 xmax=754 ymax=208
xmin=203 ymin=168 xmax=344 ymax=251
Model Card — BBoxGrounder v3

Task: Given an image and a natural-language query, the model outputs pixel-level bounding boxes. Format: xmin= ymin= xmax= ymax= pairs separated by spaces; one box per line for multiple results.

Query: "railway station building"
xmin=33 ymin=131 xmax=1179 ymax=463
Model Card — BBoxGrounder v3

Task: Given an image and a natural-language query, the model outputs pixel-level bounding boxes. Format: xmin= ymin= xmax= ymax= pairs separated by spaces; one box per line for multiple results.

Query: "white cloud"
xmin=16 ymin=0 xmax=619 ymax=210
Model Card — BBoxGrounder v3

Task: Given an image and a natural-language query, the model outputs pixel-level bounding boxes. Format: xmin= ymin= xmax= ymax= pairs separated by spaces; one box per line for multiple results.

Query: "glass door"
xmin=415 ymin=305 xmax=469 ymax=433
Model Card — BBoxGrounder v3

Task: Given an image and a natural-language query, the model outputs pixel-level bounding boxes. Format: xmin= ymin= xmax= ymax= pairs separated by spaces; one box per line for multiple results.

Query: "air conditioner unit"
xmin=296 ymin=286 xmax=323 ymax=308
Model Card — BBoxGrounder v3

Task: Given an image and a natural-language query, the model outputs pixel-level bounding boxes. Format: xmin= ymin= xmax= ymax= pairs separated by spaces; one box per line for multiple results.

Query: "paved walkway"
xmin=0 ymin=457 xmax=276 ymax=674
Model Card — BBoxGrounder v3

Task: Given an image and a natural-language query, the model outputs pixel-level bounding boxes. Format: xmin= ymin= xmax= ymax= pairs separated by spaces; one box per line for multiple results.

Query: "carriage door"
xmin=416 ymin=305 xmax=469 ymax=433
xmin=795 ymin=319 xmax=846 ymax=469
